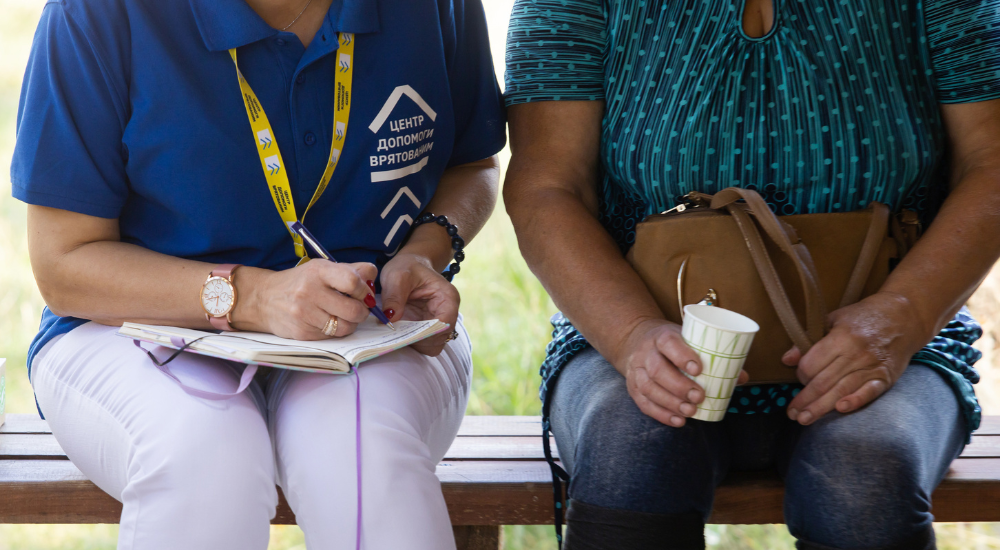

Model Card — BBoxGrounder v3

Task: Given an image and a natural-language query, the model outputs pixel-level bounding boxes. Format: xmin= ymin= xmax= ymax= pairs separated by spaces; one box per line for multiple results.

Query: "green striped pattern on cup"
xmin=681 ymin=306 xmax=758 ymax=422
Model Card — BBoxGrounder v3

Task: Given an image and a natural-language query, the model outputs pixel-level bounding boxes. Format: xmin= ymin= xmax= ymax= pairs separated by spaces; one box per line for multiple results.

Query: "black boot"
xmin=795 ymin=525 xmax=936 ymax=550
xmin=563 ymin=499 xmax=705 ymax=550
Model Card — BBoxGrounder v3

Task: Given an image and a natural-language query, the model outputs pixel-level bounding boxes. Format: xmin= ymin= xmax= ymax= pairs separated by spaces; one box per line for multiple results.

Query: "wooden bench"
xmin=3 ymin=414 xmax=1000 ymax=549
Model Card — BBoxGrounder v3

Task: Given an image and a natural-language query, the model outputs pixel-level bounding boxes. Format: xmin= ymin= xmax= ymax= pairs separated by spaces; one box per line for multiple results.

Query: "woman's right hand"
xmin=238 ymin=259 xmax=378 ymax=340
xmin=616 ymin=319 xmax=749 ymax=427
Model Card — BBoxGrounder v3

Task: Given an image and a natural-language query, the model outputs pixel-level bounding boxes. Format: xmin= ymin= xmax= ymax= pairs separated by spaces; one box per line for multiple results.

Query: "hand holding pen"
xmin=288 ymin=221 xmax=396 ymax=330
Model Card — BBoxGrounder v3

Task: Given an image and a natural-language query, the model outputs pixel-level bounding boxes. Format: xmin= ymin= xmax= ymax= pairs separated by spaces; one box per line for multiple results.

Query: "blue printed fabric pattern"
xmin=506 ymin=0 xmax=1000 ymax=439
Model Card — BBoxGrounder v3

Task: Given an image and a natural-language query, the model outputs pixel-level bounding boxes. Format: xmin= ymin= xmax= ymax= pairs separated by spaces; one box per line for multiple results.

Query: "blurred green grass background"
xmin=4 ymin=1 xmax=1000 ymax=548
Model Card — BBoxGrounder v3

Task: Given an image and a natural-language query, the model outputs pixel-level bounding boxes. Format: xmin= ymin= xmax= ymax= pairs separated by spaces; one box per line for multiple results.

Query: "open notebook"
xmin=118 ymin=318 xmax=450 ymax=373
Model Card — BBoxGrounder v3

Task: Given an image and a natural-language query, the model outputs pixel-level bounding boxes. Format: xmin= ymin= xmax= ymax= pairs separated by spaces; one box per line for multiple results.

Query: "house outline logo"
xmin=368 ymin=85 xmax=437 ymax=133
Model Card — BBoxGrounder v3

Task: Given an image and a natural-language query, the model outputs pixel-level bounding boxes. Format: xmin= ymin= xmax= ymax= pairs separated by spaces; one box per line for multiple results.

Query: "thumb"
xmin=782 ymin=347 xmax=802 ymax=366
xmin=737 ymin=369 xmax=751 ymax=386
xmin=379 ymin=268 xmax=413 ymax=323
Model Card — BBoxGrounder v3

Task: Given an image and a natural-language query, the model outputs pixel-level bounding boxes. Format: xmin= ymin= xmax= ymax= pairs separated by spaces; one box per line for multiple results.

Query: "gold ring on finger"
xmin=323 ymin=316 xmax=339 ymax=337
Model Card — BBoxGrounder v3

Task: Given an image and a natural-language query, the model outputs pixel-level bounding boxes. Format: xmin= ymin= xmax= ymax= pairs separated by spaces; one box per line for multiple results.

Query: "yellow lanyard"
xmin=229 ymin=33 xmax=355 ymax=258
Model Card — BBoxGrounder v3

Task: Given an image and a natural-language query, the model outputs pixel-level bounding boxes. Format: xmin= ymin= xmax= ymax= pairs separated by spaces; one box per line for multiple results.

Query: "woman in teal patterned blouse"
xmin=504 ymin=0 xmax=1000 ymax=548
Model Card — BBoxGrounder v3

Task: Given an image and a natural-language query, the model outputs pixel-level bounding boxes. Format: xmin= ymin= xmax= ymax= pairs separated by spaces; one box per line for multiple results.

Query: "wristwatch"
xmin=201 ymin=264 xmax=241 ymax=331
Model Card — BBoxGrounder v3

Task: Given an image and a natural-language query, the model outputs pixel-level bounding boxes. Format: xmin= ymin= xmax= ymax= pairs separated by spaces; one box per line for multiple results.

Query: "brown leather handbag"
xmin=626 ymin=187 xmax=921 ymax=384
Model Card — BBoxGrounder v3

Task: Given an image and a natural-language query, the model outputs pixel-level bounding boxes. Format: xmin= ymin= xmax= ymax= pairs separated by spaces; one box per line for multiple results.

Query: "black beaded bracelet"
xmin=412 ymin=212 xmax=465 ymax=282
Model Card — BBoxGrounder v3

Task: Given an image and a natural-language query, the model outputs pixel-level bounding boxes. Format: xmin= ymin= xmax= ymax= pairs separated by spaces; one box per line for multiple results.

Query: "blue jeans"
xmin=550 ymin=348 xmax=967 ymax=550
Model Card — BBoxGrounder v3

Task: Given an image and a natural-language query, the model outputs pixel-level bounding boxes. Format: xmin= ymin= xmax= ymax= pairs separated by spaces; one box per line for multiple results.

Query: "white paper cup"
xmin=681 ymin=305 xmax=759 ymax=422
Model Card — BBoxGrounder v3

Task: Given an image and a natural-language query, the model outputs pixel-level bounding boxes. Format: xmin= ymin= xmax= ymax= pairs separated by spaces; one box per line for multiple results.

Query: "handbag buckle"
xmin=697 ymin=289 xmax=719 ymax=307
xmin=660 ymin=192 xmax=711 ymax=215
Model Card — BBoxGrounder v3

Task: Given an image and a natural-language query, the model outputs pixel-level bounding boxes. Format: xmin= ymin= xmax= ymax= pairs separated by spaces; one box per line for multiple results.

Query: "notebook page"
xmin=120 ymin=318 xmax=447 ymax=366
xmin=231 ymin=317 xmax=448 ymax=363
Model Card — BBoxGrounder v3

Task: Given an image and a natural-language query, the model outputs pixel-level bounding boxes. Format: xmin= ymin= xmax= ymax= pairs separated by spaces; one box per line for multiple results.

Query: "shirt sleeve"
xmin=443 ymin=0 xmax=507 ymax=167
xmin=503 ymin=0 xmax=607 ymax=106
xmin=925 ymin=0 xmax=1000 ymax=103
xmin=10 ymin=1 xmax=130 ymax=219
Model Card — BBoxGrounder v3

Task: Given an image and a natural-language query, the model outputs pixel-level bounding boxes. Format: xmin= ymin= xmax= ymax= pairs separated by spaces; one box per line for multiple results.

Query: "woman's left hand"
xmin=379 ymin=252 xmax=460 ymax=357
xmin=782 ymin=291 xmax=930 ymax=426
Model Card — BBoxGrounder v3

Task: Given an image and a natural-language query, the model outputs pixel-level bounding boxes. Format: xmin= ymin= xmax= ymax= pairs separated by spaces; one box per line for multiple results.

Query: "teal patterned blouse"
xmin=504 ymin=0 xmax=999 ymax=439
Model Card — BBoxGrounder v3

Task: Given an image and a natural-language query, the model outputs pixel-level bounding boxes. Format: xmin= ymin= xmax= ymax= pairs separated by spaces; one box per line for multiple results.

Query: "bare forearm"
xmin=505 ymin=168 xmax=664 ymax=368
xmin=401 ymin=156 xmax=500 ymax=271
xmin=881 ymin=167 xmax=1000 ymax=342
xmin=32 ymin=240 xmax=246 ymax=328
xmin=27 ymin=206 xmax=270 ymax=330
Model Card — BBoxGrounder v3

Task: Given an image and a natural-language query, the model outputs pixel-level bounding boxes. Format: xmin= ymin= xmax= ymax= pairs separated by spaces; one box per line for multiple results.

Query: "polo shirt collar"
xmin=190 ymin=0 xmax=381 ymax=52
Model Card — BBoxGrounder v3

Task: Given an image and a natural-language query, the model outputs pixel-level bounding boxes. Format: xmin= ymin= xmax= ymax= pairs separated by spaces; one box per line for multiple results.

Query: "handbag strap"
xmin=839 ymin=202 xmax=890 ymax=308
xmin=710 ymin=188 xmax=827 ymax=352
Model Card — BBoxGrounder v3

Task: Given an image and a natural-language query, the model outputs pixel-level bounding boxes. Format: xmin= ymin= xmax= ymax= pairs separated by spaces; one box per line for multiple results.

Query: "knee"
xmin=784 ymin=420 xmax=930 ymax=548
xmin=131 ymin=410 xmax=277 ymax=521
xmin=566 ymin=395 xmax=721 ymax=516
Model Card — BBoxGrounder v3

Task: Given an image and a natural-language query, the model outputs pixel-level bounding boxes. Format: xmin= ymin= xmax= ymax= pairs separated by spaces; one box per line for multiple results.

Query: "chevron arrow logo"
xmin=369 ymin=85 xmax=438 ymax=133
xmin=335 ymin=121 xmax=346 ymax=141
xmin=342 ymin=33 xmax=352 ymax=46
xmin=339 ymin=53 xmax=351 ymax=72
xmin=264 ymin=155 xmax=281 ymax=176
xmin=384 ymin=214 xmax=413 ymax=247
xmin=256 ymin=129 xmax=273 ymax=149
xmin=380 ymin=186 xmax=421 ymax=219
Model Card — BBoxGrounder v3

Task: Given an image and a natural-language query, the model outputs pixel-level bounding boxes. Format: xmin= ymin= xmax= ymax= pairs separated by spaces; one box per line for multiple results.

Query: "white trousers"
xmin=31 ymin=321 xmax=472 ymax=550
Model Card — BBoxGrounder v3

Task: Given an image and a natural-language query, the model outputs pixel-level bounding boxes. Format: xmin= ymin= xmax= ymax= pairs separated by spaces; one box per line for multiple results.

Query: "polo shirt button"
xmin=304 ymin=132 xmax=316 ymax=146
xmin=296 ymin=74 xmax=305 ymax=84
xmin=276 ymin=38 xmax=287 ymax=46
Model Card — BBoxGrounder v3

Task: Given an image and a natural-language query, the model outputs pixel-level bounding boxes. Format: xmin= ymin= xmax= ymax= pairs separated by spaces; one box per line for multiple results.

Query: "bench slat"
xmin=0 ymin=434 xmax=68 ymax=460
xmin=0 ymin=433 xmax=561 ymax=461
xmin=11 ymin=430 xmax=1000 ymax=461
xmin=979 ymin=416 xmax=1000 ymax=436
xmin=5 ymin=415 xmax=1000 ymax=526
xmin=9 ymin=412 xmax=1000 ymax=437
xmin=5 ymin=458 xmax=1000 ymax=525
xmin=456 ymin=416 xmax=541 ymax=437
xmin=0 ymin=459 xmax=556 ymax=525
xmin=0 ymin=414 xmax=542 ymax=437
xmin=0 ymin=415 xmax=49 ymax=435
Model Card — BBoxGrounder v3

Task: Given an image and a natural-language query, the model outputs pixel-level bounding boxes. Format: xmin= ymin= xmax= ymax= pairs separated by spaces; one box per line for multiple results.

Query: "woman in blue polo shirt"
xmin=11 ymin=0 xmax=504 ymax=548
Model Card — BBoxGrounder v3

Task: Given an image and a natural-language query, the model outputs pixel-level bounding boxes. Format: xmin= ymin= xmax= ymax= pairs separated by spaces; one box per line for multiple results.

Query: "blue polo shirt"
xmin=12 ymin=0 xmax=506 ymax=377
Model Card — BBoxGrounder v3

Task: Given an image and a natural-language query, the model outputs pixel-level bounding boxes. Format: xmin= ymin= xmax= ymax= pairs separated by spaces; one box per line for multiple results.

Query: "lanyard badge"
xmin=229 ymin=33 xmax=355 ymax=258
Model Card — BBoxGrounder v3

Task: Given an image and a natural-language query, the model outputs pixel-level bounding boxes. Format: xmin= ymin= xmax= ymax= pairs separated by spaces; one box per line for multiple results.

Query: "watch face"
xmin=202 ymin=276 xmax=235 ymax=317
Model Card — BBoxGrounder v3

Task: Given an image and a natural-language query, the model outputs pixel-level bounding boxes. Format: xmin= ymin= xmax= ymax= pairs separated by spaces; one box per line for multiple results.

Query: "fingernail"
xmin=366 ymin=280 xmax=376 ymax=291
xmin=364 ymin=294 xmax=377 ymax=308
xmin=788 ymin=407 xmax=798 ymax=420
xmin=798 ymin=411 xmax=813 ymax=425
xmin=383 ymin=308 xmax=395 ymax=319
xmin=680 ymin=403 xmax=696 ymax=417
xmin=686 ymin=361 xmax=700 ymax=376
xmin=687 ymin=389 xmax=702 ymax=403
xmin=670 ymin=416 xmax=684 ymax=427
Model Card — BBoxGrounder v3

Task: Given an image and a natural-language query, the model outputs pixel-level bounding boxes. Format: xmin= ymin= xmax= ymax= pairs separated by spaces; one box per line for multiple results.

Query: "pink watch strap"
xmin=208 ymin=315 xmax=234 ymax=332
xmin=211 ymin=264 xmax=239 ymax=279
xmin=206 ymin=264 xmax=241 ymax=331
